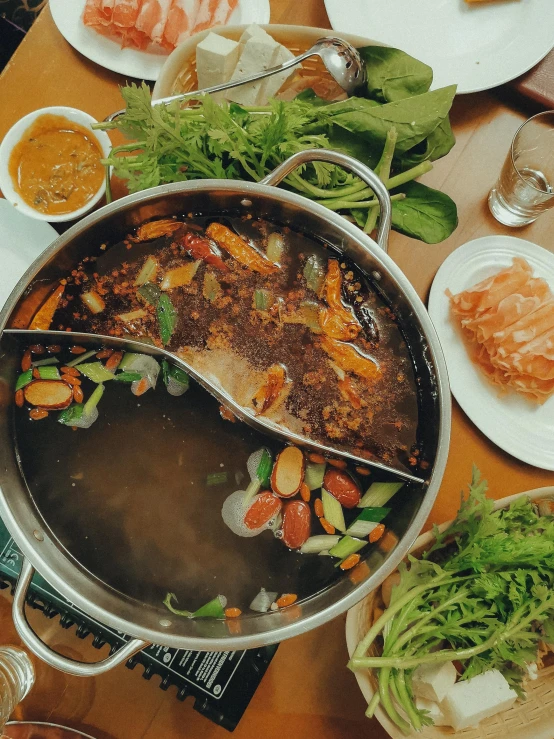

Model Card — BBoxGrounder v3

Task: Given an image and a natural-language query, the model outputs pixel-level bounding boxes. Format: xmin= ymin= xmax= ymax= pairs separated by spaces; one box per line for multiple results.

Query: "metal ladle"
xmin=104 ymin=37 xmax=366 ymax=123
xmin=4 ymin=327 xmax=424 ymax=484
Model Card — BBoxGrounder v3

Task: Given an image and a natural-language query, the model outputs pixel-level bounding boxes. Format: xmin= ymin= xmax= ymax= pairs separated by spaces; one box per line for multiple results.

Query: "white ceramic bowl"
xmin=0 ymin=106 xmax=111 ymax=223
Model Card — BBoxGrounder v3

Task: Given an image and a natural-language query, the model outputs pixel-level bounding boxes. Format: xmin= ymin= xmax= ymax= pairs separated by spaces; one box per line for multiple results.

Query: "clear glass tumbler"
xmin=0 ymin=647 xmax=35 ymax=736
xmin=488 ymin=110 xmax=554 ymax=227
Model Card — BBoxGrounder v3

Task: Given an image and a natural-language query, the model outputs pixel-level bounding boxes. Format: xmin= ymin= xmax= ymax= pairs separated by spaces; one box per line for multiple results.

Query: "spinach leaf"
xmin=322 ymin=85 xmax=456 ymax=155
xmin=326 ymin=126 xmax=381 ymax=169
xmin=397 ymin=116 xmax=456 ymax=167
xmin=390 ymin=180 xmax=458 ymax=243
xmin=358 ymin=46 xmax=433 ymax=102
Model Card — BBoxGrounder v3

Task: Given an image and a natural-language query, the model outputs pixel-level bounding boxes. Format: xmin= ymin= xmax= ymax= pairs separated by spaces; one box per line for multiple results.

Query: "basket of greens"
xmin=346 ymin=469 xmax=554 ymax=738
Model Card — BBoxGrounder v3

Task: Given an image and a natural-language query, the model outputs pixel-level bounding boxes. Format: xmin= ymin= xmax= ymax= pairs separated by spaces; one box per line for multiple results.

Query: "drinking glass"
xmin=488 ymin=110 xmax=554 ymax=227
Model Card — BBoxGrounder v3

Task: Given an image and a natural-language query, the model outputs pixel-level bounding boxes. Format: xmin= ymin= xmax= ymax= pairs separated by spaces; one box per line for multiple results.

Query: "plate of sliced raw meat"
xmin=50 ymin=0 xmax=270 ymax=81
xmin=428 ymin=235 xmax=554 ymax=471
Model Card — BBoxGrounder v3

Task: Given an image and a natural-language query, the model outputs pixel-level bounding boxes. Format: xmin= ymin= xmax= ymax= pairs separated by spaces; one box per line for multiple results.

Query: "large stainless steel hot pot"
xmin=0 ymin=151 xmax=451 ymax=675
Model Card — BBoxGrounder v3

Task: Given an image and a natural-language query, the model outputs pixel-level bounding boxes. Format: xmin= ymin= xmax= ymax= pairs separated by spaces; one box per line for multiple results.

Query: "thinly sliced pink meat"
xmin=163 ymin=0 xmax=200 ymax=47
xmin=447 ymin=257 xmax=533 ymax=319
xmin=191 ymin=0 xmax=236 ymax=33
xmin=135 ymin=0 xmax=172 ymax=44
xmin=83 ymin=0 xmax=111 ymax=27
xmin=113 ymin=0 xmax=143 ymax=28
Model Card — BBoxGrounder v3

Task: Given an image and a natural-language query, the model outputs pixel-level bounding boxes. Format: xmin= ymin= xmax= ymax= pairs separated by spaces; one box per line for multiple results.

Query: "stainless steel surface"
xmin=4 ymin=327 xmax=422 ymax=484
xmin=0 ymin=150 xmax=451 ymax=661
xmin=105 ymin=37 xmax=366 ymax=122
xmin=259 ymin=150 xmax=391 ymax=253
xmin=13 ymin=560 xmax=147 ymax=677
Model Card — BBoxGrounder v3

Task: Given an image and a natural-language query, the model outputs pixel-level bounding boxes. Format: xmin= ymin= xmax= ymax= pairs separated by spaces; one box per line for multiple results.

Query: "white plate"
xmin=50 ymin=0 xmax=270 ymax=81
xmin=428 ymin=235 xmax=554 ymax=471
xmin=0 ymin=201 xmax=58 ymax=310
xmin=323 ymin=0 xmax=554 ymax=94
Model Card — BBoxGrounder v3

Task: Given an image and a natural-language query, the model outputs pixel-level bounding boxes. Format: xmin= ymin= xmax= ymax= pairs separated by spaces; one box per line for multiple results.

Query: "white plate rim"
xmin=428 ymin=235 xmax=554 ymax=471
xmin=323 ymin=0 xmax=554 ymax=94
xmin=49 ymin=0 xmax=271 ymax=81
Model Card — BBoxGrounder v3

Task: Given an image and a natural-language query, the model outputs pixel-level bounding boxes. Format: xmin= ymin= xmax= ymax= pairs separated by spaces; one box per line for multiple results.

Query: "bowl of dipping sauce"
xmin=0 ymin=106 xmax=111 ymax=222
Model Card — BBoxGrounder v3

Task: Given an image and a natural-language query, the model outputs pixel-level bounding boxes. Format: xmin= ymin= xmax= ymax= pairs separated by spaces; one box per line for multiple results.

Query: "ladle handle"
xmin=13 ymin=558 xmax=149 ymax=677
xmin=259 ymin=149 xmax=392 ymax=253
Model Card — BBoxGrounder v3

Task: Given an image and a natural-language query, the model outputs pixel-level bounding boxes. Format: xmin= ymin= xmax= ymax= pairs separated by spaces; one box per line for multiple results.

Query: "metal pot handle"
xmin=13 ymin=559 xmax=149 ymax=677
xmin=259 ymin=149 xmax=392 ymax=253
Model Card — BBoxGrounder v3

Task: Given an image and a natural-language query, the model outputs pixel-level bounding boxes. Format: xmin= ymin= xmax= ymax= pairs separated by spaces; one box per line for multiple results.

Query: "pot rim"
xmin=0 ymin=177 xmax=451 ymax=651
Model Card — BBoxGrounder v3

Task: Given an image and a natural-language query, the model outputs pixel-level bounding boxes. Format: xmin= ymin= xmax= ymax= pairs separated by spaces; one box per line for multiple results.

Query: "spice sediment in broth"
xmin=14 ymin=377 xmax=343 ymax=611
xmin=49 ymin=215 xmax=420 ymax=471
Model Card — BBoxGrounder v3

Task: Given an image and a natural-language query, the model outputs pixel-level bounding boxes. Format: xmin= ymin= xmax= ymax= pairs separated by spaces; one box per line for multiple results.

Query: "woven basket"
xmin=345 ymin=486 xmax=554 ymax=739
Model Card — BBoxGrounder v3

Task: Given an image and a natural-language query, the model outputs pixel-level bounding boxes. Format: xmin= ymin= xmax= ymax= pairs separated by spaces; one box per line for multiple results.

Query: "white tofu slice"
xmin=257 ymin=44 xmax=296 ymax=104
xmin=415 ymin=697 xmax=449 ymax=727
xmin=225 ymin=35 xmax=281 ymax=107
xmin=412 ymin=660 xmax=457 ymax=703
xmin=196 ymin=33 xmax=240 ymax=101
xmin=441 ymin=670 xmax=518 ymax=731
xmin=239 ymin=23 xmax=270 ymax=45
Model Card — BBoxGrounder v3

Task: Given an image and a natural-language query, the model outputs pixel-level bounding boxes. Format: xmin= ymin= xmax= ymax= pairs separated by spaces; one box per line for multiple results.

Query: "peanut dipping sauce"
xmin=8 ymin=113 xmax=104 ymax=216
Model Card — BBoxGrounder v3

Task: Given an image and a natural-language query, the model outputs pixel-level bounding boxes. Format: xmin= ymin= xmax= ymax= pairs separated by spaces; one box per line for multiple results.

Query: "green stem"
xmin=316 ymin=192 xmax=406 ymax=211
xmin=365 ymin=691 xmax=381 ymax=718
xmin=379 ymin=668 xmax=412 ymax=735
xmin=376 ymin=127 xmax=397 ymax=185
xmin=387 ymin=160 xmax=433 ymax=190
xmin=395 ymin=670 xmax=421 ymax=731
xmin=351 ymin=572 xmax=452 ymax=661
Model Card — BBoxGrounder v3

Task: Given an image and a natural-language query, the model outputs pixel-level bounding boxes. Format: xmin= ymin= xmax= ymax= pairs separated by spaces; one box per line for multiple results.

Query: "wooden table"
xmin=1 ymin=3 xmax=553 ymax=738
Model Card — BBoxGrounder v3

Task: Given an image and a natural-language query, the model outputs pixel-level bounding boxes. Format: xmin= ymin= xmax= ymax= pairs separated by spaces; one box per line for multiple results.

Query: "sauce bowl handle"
xmin=13 ymin=558 xmax=149 ymax=676
xmin=259 ymin=149 xmax=392 ymax=253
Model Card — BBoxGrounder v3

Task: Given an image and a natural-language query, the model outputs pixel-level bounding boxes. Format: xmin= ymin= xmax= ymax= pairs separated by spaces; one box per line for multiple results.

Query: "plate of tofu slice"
xmin=50 ymin=0 xmax=270 ymax=82
xmin=345 ymin=486 xmax=554 ymax=738
xmin=153 ymin=24 xmax=384 ymax=107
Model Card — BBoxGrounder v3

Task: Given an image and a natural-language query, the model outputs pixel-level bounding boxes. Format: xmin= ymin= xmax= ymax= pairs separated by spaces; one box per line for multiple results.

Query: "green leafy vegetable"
xmin=112 ymin=371 xmax=143 ymax=382
xmin=358 ymin=46 xmax=433 ymax=103
xmin=137 ymin=281 xmax=161 ymax=306
xmin=390 ymin=180 xmax=458 ymax=244
xmin=349 ymin=468 xmax=554 ymax=732
xmin=95 ymin=80 xmax=458 ymax=244
xmin=157 ymin=293 xmax=177 ymax=345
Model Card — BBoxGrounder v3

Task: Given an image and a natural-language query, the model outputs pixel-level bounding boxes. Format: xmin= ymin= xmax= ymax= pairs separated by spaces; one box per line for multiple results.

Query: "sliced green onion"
xmin=305 ymin=462 xmax=326 ymax=491
xmin=119 ymin=353 xmax=160 ymax=389
xmin=163 ymin=593 xmax=227 ymax=619
xmin=358 ymin=482 xmax=404 ymax=508
xmin=84 ymin=383 xmax=105 ymax=416
xmin=161 ymin=359 xmax=169 ymax=386
xmin=15 ymin=370 xmax=33 ymax=391
xmin=300 ymin=535 xmax=341 ymax=554
xmin=112 ymin=371 xmax=143 ymax=382
xmin=266 ymin=232 xmax=285 ymax=263
xmin=329 ymin=535 xmax=366 ymax=562
xmin=255 ymin=448 xmax=272 ymax=487
xmin=322 ymin=488 xmax=346 ymax=532
xmin=207 ymin=471 xmax=228 ymax=486
xmin=157 ymin=293 xmax=177 ymax=345
xmin=254 ymin=288 xmax=272 ymax=311
xmin=134 ymin=255 xmax=158 ymax=287
xmin=137 ymin=281 xmax=161 ymax=306
xmin=58 ymin=403 xmax=84 ymax=426
xmin=31 ymin=357 xmax=59 ymax=367
xmin=65 ymin=350 xmax=97 ymax=368
xmin=78 ymin=362 xmax=115 ymax=383
xmin=37 ymin=366 xmax=61 ymax=380
xmin=168 ymin=364 xmax=189 ymax=386
xmin=243 ymin=478 xmax=262 ymax=506
xmin=346 ymin=507 xmax=390 ymax=538
xmin=303 ymin=254 xmax=325 ymax=295
xmin=193 ymin=594 xmax=227 ymax=619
